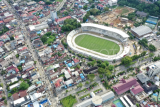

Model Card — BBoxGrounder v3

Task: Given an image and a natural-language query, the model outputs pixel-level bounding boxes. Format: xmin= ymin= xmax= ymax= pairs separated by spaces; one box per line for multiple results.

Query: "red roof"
xmin=130 ymin=85 xmax=144 ymax=95
xmin=0 ymin=21 xmax=3 ymax=24
xmin=113 ymin=78 xmax=140 ymax=95
xmin=73 ymin=59 xmax=79 ymax=63
xmin=0 ymin=41 xmax=4 ymax=47
xmin=98 ymin=4 xmax=103 ymax=7
xmin=56 ymin=16 xmax=71 ymax=23
xmin=12 ymin=90 xmax=27 ymax=100
xmin=55 ymin=79 xmax=62 ymax=87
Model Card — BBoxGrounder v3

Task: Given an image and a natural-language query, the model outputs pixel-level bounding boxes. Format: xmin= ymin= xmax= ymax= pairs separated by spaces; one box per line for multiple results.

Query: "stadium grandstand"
xmin=67 ymin=23 xmax=130 ymax=61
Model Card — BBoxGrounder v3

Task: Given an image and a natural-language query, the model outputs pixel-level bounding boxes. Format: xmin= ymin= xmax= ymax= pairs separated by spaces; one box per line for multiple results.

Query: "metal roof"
xmin=81 ymin=23 xmax=129 ymax=38
xmin=131 ymin=25 xmax=152 ymax=37
xmin=137 ymin=73 xmax=149 ymax=83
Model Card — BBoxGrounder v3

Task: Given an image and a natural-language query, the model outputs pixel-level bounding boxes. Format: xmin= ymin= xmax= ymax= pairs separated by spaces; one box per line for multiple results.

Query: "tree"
xmin=8 ymin=93 xmax=12 ymax=98
xmin=34 ymin=61 xmax=37 ymax=64
xmin=104 ymin=7 xmax=109 ymax=11
xmin=0 ymin=83 xmax=3 ymax=87
xmin=104 ymin=61 xmax=109 ymax=66
xmin=141 ymin=51 xmax=146 ymax=56
xmin=77 ymin=83 xmax=83 ymax=88
xmin=99 ymin=74 xmax=103 ymax=78
xmin=19 ymin=82 xmax=29 ymax=90
xmin=83 ymin=5 xmax=88 ymax=10
xmin=45 ymin=1 xmax=52 ymax=5
xmin=101 ymin=63 xmax=106 ymax=68
xmin=98 ymin=67 xmax=105 ymax=74
xmin=121 ymin=56 xmax=132 ymax=65
xmin=148 ymin=44 xmax=156 ymax=52
xmin=87 ymin=74 xmax=95 ymax=82
xmin=85 ymin=81 xmax=89 ymax=84
xmin=108 ymin=65 xmax=114 ymax=71
xmin=105 ymin=70 xmax=112 ymax=78
xmin=2 ymin=96 xmax=5 ymax=100
xmin=76 ymin=64 xmax=80 ymax=69
xmin=16 ymin=54 xmax=19 ymax=58
xmin=149 ymin=53 xmax=154 ymax=57
xmin=91 ymin=4 xmax=95 ymax=8
xmin=63 ymin=11 xmax=69 ymax=16
xmin=4 ymin=100 xmax=7 ymax=105
xmin=10 ymin=36 xmax=14 ymax=40
xmin=88 ymin=56 xmax=93 ymax=61
xmin=66 ymin=90 xmax=68 ymax=93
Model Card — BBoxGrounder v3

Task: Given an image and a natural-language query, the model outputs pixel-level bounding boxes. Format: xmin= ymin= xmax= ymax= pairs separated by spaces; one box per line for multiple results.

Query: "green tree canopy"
xmin=19 ymin=82 xmax=29 ymax=90
xmin=108 ymin=65 xmax=114 ymax=71
xmin=121 ymin=56 xmax=132 ymax=65
xmin=148 ymin=44 xmax=156 ymax=52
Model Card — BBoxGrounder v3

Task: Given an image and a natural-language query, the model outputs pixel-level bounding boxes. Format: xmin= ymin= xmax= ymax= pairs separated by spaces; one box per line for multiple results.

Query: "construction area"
xmin=96 ymin=6 xmax=135 ymax=28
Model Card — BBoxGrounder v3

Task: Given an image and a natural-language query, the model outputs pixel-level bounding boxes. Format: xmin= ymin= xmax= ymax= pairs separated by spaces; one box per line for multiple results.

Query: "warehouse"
xmin=131 ymin=25 xmax=152 ymax=39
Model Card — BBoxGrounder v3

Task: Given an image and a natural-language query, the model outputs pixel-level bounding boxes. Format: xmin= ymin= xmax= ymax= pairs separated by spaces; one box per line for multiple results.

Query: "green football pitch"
xmin=75 ymin=34 xmax=120 ymax=55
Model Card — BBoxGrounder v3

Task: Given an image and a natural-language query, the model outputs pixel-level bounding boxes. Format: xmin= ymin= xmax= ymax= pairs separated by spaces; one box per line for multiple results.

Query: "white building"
xmin=76 ymin=91 xmax=115 ymax=107
xmin=108 ymin=0 xmax=117 ymax=6
xmin=28 ymin=22 xmax=49 ymax=31
xmin=147 ymin=61 xmax=160 ymax=77
xmin=50 ymin=11 xmax=58 ymax=21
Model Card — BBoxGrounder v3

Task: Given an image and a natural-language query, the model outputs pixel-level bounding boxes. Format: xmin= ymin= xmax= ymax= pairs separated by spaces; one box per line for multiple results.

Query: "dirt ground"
xmin=128 ymin=40 xmax=144 ymax=56
xmin=96 ymin=6 xmax=135 ymax=28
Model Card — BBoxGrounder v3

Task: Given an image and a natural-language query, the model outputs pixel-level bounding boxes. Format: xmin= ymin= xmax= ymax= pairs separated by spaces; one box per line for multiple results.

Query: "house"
xmin=112 ymin=78 xmax=143 ymax=95
xmin=136 ymin=11 xmax=148 ymax=17
xmin=9 ymin=83 xmax=20 ymax=90
xmin=11 ymin=90 xmax=27 ymax=101
xmin=0 ymin=47 xmax=5 ymax=58
xmin=6 ymin=64 xmax=19 ymax=74
xmin=73 ymin=59 xmax=80 ymax=64
xmin=108 ymin=0 xmax=117 ymax=6
xmin=97 ymin=4 xmax=104 ymax=10
xmin=55 ymin=16 xmax=71 ymax=24
xmin=11 ymin=95 xmax=30 ymax=107
xmin=0 ymin=34 xmax=10 ymax=42
xmin=54 ymin=77 xmax=65 ymax=91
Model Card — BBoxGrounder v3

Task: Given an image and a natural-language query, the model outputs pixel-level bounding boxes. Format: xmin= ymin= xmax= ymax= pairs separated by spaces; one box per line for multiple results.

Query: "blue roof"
xmin=80 ymin=73 xmax=85 ymax=79
xmin=64 ymin=61 xmax=67 ymax=64
xmin=37 ymin=31 xmax=41 ymax=34
xmin=53 ymin=44 xmax=58 ymax=48
xmin=20 ymin=60 xmax=25 ymax=63
xmin=67 ymin=63 xmax=72 ymax=67
xmin=36 ymin=81 xmax=42 ymax=84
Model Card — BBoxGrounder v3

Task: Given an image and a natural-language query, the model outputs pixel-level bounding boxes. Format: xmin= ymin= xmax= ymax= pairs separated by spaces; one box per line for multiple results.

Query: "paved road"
xmin=4 ymin=0 xmax=58 ymax=106
xmin=38 ymin=0 xmax=66 ymax=22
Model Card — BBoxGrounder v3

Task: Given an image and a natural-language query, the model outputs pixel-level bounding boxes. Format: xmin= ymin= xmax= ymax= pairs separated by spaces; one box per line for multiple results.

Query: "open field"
xmin=96 ymin=6 xmax=135 ymax=28
xmin=55 ymin=0 xmax=63 ymax=2
xmin=75 ymin=34 xmax=120 ymax=55
xmin=60 ymin=95 xmax=77 ymax=107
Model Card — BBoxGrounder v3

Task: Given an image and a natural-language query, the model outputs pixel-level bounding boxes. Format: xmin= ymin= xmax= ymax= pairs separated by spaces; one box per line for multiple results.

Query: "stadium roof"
xmin=81 ymin=23 xmax=129 ymax=38
xmin=131 ymin=25 xmax=152 ymax=37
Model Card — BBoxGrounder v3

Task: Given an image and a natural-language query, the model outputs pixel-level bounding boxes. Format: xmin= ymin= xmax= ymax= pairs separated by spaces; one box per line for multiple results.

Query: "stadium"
xmin=67 ymin=23 xmax=130 ymax=61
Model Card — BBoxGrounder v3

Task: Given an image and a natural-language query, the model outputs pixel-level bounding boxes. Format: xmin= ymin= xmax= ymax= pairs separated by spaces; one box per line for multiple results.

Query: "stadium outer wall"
xmin=67 ymin=23 xmax=130 ymax=61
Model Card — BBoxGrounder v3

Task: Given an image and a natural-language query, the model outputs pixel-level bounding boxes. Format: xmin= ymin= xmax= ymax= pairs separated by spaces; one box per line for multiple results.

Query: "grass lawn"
xmin=116 ymin=6 xmax=123 ymax=9
xmin=55 ymin=0 xmax=63 ymax=2
xmin=75 ymin=34 xmax=120 ymax=55
xmin=61 ymin=95 xmax=77 ymax=107
xmin=121 ymin=8 xmax=129 ymax=14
